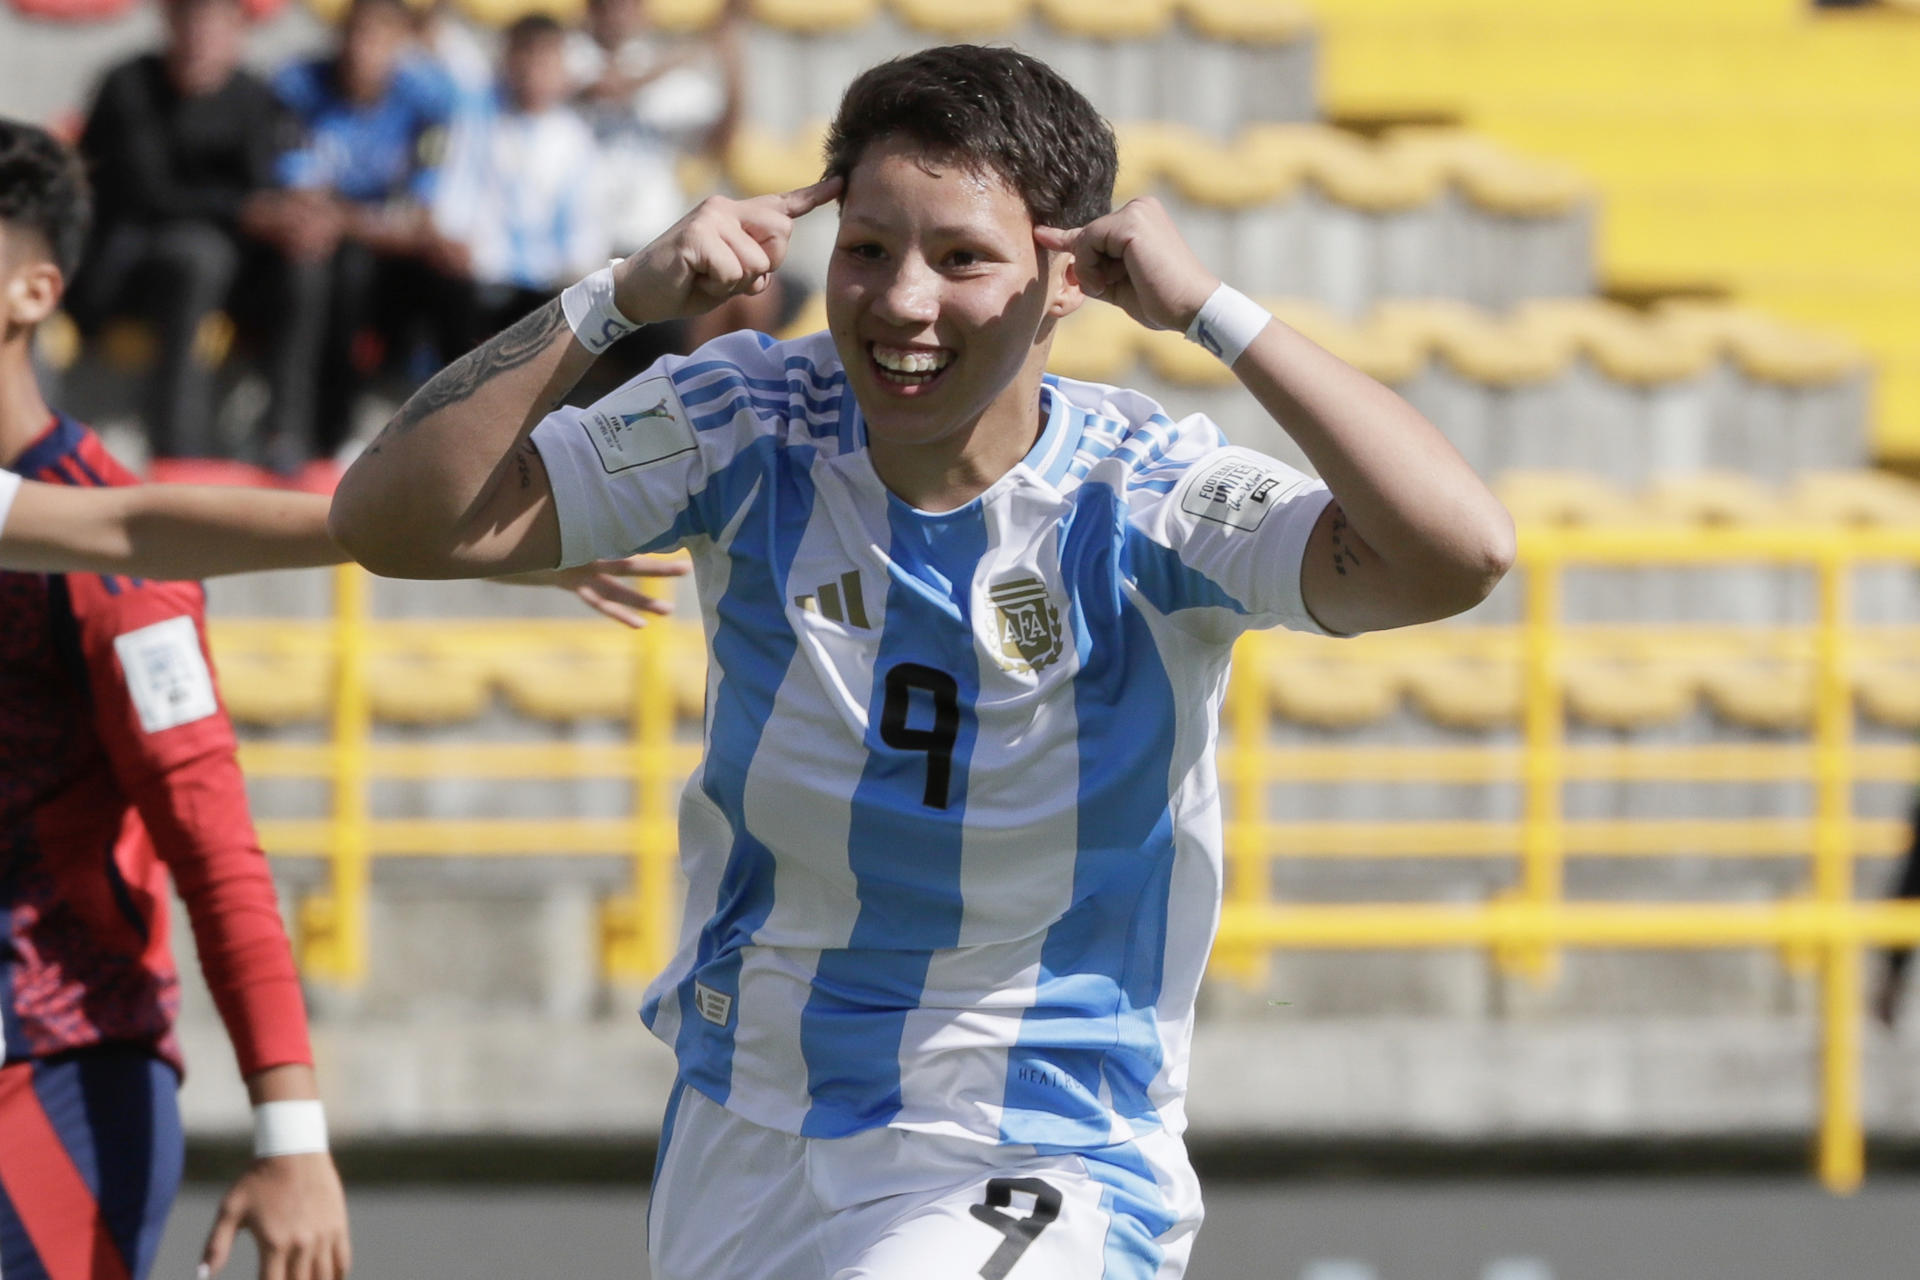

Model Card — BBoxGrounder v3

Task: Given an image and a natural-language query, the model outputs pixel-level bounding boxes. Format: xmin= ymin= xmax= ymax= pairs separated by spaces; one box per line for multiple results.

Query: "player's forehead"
xmin=839 ymin=135 xmax=1034 ymax=239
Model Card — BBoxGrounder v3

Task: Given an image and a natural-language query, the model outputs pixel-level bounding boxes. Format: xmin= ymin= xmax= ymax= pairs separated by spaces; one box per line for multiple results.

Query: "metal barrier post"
xmin=1216 ymin=643 xmax=1270 ymax=984
xmin=299 ymin=564 xmax=371 ymax=984
xmin=1813 ymin=547 xmax=1864 ymax=1192
xmin=604 ymin=612 xmax=680 ymax=984
xmin=1510 ymin=545 xmax=1564 ymax=979
xmin=1820 ymin=919 xmax=1865 ymax=1194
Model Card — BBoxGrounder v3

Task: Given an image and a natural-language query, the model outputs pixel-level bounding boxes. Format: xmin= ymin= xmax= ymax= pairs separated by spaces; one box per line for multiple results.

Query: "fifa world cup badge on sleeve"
xmin=580 ymin=374 xmax=696 ymax=474
xmin=1180 ymin=452 xmax=1286 ymax=533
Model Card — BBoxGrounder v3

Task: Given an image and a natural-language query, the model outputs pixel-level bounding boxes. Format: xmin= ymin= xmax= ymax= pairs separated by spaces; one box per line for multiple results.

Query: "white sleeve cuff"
xmin=529 ymin=413 xmax=601 ymax=570
xmin=0 ymin=469 xmax=21 ymax=539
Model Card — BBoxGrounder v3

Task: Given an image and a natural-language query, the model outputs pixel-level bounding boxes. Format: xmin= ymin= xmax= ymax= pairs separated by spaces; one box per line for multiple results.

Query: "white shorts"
xmin=647 ymin=1081 xmax=1203 ymax=1280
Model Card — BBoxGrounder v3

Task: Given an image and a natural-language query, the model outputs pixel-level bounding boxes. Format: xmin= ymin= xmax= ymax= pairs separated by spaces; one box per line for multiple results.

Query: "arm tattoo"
xmin=364 ymin=300 xmax=567 ymax=454
xmin=1329 ymin=507 xmax=1356 ymax=577
xmin=515 ymin=441 xmax=535 ymax=489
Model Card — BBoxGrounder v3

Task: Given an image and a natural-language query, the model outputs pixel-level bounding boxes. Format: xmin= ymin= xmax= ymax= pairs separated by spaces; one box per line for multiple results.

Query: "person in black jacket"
xmin=67 ymin=0 xmax=334 ymax=463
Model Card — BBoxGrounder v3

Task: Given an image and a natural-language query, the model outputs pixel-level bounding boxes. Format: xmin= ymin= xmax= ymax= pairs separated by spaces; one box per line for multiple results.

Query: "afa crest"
xmin=986 ymin=576 xmax=1064 ymax=674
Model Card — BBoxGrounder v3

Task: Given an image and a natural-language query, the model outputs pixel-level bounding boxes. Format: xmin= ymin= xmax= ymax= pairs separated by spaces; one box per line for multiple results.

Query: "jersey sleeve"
xmin=67 ymin=572 xmax=314 ymax=1078
xmin=0 ymin=468 xmax=19 ymax=536
xmin=1128 ymin=431 xmax=1336 ymax=639
xmin=531 ymin=329 xmax=786 ymax=567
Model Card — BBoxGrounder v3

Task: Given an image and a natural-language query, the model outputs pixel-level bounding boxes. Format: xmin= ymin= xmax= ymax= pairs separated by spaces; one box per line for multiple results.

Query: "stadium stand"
xmin=734 ymin=120 xmax=1596 ymax=313
xmin=1305 ymin=0 xmax=1920 ymax=466
xmin=14 ymin=0 xmax=1918 ymax=1193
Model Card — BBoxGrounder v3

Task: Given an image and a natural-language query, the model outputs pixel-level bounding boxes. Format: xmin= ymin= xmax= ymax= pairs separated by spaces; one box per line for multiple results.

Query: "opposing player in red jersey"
xmin=0 ymin=118 xmax=690 ymax=1279
xmin=1 ymin=117 xmax=346 ymax=1280
xmin=0 ymin=117 xmax=351 ymax=1280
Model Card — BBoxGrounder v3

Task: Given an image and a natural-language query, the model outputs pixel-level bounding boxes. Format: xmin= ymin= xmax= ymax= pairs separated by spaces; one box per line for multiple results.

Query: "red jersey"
xmin=1 ymin=415 xmax=311 ymax=1077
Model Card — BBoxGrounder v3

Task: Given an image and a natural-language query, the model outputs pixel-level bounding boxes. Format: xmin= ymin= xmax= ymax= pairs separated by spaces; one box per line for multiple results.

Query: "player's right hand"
xmin=199 ymin=1151 xmax=351 ymax=1280
xmin=612 ymin=177 xmax=843 ymax=325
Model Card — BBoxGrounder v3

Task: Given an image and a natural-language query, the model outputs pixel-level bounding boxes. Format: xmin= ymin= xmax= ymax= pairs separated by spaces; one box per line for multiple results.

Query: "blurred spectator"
xmin=564 ymin=0 xmax=809 ymax=399
xmin=66 ymin=0 xmax=323 ymax=460
xmin=411 ymin=0 xmax=496 ymax=112
xmin=269 ymin=0 xmax=465 ymax=464
xmin=430 ymin=13 xmax=608 ymax=347
xmin=566 ymin=0 xmax=744 ymax=258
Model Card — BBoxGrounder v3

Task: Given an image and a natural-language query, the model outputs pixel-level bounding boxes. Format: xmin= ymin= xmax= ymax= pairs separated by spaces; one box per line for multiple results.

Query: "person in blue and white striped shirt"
xmin=331 ymin=44 xmax=1515 ymax=1280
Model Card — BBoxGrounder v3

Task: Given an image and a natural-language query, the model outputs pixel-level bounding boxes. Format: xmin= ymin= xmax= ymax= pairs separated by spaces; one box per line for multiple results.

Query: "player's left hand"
xmin=199 ymin=1152 xmax=351 ymax=1280
xmin=554 ymin=554 xmax=690 ymax=628
xmin=495 ymin=554 xmax=690 ymax=628
xmin=1035 ymin=198 xmax=1221 ymax=333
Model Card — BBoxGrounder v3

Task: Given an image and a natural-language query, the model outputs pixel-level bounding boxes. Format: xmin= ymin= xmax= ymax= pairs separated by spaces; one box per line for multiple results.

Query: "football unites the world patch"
xmin=580 ymin=374 xmax=695 ymax=474
xmin=1179 ymin=451 xmax=1288 ymax=533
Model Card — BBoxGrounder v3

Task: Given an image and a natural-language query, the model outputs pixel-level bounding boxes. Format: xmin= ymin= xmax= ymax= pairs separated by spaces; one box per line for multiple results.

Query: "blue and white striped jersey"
xmin=532 ymin=330 xmax=1333 ymax=1150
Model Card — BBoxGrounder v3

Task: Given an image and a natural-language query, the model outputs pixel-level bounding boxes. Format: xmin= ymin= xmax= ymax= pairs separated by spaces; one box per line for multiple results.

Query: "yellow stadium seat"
xmin=367 ymin=646 xmax=495 ymax=724
xmin=1307 ymin=0 xmax=1920 ymax=463
xmin=1401 ymin=660 xmax=1522 ymax=730
xmin=892 ymin=0 xmax=1029 ymax=35
xmin=750 ymin=0 xmax=880 ymax=30
xmin=650 ymin=0 xmax=730 ymax=30
xmin=498 ymin=649 xmax=636 ymax=721
xmin=724 ymin=122 xmax=831 ymax=198
xmin=1562 ymin=661 xmax=1698 ymax=731
xmin=1179 ymin=0 xmax=1315 ymax=44
xmin=1263 ymin=657 xmax=1402 ymax=728
xmin=1374 ymin=300 xmax=1567 ymax=387
xmin=1784 ymin=471 xmax=1920 ymax=528
xmin=214 ymin=644 xmax=332 ymax=725
xmin=1036 ymin=0 xmax=1175 ymax=39
xmin=1493 ymin=471 xmax=1637 ymax=528
xmin=1049 ymin=304 xmax=1143 ymax=385
xmin=1699 ymin=664 xmax=1815 ymax=732
xmin=1640 ymin=472 xmax=1782 ymax=528
xmin=1514 ymin=299 xmax=1713 ymax=387
xmin=1856 ymin=663 xmax=1920 ymax=730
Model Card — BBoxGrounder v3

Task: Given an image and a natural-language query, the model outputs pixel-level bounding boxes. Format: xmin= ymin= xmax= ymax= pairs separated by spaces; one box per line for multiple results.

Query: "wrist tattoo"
xmin=364 ymin=301 xmax=566 ymax=454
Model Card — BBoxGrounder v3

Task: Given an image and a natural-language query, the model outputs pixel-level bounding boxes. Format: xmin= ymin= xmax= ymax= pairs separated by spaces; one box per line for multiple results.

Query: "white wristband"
xmin=253 ymin=1100 xmax=329 ymax=1158
xmin=560 ymin=261 xmax=641 ymax=354
xmin=0 ymin=469 xmax=19 ymax=538
xmin=1185 ymin=283 xmax=1271 ymax=368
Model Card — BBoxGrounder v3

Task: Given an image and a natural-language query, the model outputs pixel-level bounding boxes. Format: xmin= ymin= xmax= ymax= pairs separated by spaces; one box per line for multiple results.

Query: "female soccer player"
xmin=329 ymin=46 xmax=1514 ymax=1279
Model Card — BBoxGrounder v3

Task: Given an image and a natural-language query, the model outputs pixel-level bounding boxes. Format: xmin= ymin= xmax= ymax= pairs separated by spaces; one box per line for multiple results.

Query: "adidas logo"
xmin=795 ymin=569 xmax=870 ymax=628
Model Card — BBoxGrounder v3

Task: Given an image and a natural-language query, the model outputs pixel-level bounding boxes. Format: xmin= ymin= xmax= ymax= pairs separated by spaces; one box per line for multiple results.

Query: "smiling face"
xmin=826 ymin=135 xmax=1081 ymax=465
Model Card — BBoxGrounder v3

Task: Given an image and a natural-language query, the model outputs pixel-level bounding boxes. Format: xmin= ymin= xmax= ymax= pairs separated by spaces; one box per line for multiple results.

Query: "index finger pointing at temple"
xmin=1033 ymin=225 xmax=1082 ymax=253
xmin=780 ymin=175 xmax=844 ymax=218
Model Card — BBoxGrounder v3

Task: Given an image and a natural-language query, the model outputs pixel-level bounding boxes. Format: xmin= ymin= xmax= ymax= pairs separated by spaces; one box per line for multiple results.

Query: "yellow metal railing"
xmin=222 ymin=530 xmax=1920 ymax=1192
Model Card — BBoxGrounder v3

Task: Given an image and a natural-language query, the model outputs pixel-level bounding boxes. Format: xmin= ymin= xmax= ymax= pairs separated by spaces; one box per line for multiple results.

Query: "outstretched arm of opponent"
xmin=1037 ymin=203 xmax=1515 ymax=635
xmin=0 ymin=477 xmax=344 ymax=577
xmin=0 ymin=471 xmax=684 ymax=626
xmin=329 ymin=177 xmax=842 ymax=580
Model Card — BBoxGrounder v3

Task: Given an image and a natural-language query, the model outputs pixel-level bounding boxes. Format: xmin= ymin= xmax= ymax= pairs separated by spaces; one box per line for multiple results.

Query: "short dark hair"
xmin=823 ymin=45 xmax=1117 ymax=231
xmin=504 ymin=12 xmax=563 ymax=45
xmin=0 ymin=118 xmax=91 ymax=277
